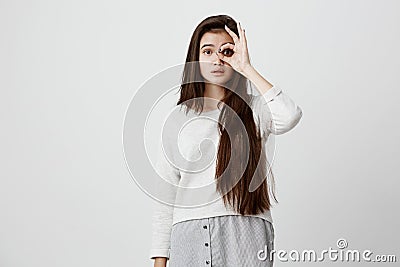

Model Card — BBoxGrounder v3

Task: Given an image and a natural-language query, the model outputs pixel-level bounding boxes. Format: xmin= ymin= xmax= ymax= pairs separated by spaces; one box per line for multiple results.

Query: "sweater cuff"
xmin=260 ymin=84 xmax=282 ymax=103
xmin=149 ymin=248 xmax=170 ymax=260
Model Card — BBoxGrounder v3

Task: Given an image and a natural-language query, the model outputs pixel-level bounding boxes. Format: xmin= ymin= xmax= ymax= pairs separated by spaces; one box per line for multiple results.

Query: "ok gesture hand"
xmin=219 ymin=22 xmax=252 ymax=76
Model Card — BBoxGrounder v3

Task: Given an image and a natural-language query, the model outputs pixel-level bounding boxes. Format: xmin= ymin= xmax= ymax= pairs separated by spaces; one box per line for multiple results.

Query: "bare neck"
xmin=203 ymin=83 xmax=225 ymax=111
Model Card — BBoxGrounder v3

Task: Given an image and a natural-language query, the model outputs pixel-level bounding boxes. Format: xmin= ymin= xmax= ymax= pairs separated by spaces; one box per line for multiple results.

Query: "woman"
xmin=150 ymin=14 xmax=302 ymax=267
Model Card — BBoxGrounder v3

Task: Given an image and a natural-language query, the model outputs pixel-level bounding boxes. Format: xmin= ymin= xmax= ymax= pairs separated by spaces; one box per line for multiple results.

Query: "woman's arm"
xmin=149 ymin=139 xmax=181 ymax=262
xmin=242 ymin=64 xmax=274 ymax=94
xmin=220 ymin=23 xmax=302 ymax=135
xmin=246 ymin=66 xmax=302 ymax=136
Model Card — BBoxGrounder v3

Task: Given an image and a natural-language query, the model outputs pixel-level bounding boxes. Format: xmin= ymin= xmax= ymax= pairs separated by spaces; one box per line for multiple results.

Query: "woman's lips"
xmin=211 ymin=69 xmax=225 ymax=75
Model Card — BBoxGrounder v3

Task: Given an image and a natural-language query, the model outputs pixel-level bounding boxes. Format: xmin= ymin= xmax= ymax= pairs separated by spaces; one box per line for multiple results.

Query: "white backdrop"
xmin=1 ymin=0 xmax=399 ymax=266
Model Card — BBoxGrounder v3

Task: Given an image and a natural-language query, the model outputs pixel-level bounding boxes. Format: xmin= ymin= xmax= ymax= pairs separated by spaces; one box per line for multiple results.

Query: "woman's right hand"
xmin=153 ymin=257 xmax=167 ymax=267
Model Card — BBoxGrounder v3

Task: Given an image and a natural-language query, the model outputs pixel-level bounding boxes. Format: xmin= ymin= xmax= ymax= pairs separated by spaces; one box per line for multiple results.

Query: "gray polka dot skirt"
xmin=168 ymin=215 xmax=275 ymax=267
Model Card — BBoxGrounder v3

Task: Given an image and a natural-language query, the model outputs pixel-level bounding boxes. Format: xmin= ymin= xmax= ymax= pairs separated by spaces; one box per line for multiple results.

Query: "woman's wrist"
xmin=153 ymin=257 xmax=167 ymax=267
xmin=241 ymin=65 xmax=274 ymax=95
xmin=241 ymin=64 xmax=255 ymax=78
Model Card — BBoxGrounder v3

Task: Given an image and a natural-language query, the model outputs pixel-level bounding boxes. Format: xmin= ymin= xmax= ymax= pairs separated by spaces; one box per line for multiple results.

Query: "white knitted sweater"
xmin=149 ymin=84 xmax=303 ymax=259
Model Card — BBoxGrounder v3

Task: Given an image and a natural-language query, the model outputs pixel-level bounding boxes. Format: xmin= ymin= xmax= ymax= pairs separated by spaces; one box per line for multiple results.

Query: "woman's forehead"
xmin=200 ymin=31 xmax=234 ymax=47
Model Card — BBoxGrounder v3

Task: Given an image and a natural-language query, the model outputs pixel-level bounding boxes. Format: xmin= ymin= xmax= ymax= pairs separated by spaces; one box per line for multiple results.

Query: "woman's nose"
xmin=213 ymin=51 xmax=224 ymax=65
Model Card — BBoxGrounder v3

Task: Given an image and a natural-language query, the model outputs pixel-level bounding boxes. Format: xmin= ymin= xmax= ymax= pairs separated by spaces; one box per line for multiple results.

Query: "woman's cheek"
xmin=225 ymin=68 xmax=234 ymax=79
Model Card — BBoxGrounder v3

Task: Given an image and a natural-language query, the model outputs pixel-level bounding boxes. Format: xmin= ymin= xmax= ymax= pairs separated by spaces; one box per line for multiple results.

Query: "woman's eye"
xmin=203 ymin=50 xmax=212 ymax=55
xmin=222 ymin=49 xmax=234 ymax=57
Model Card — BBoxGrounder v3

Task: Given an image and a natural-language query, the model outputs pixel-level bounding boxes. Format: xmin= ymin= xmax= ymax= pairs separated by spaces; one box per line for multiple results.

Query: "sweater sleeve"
xmin=252 ymin=84 xmax=303 ymax=137
xmin=149 ymin=143 xmax=181 ymax=260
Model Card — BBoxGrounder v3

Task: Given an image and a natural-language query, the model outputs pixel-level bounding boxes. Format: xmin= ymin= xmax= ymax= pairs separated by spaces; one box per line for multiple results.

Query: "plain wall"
xmin=1 ymin=0 xmax=399 ymax=266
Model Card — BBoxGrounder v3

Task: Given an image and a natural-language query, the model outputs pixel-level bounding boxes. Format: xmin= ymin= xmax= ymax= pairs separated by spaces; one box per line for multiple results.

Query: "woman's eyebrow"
xmin=200 ymin=44 xmax=215 ymax=49
xmin=200 ymin=42 xmax=234 ymax=49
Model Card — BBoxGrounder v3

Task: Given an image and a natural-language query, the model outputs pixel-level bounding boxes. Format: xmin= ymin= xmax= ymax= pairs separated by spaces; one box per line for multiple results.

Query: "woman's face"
xmin=199 ymin=31 xmax=235 ymax=85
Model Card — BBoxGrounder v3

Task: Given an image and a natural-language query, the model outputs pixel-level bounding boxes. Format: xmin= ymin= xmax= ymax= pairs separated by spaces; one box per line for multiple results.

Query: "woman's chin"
xmin=204 ymin=76 xmax=230 ymax=86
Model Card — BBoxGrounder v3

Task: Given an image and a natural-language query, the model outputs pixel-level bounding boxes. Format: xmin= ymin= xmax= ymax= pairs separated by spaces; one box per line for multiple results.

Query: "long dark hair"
xmin=177 ymin=14 xmax=278 ymax=215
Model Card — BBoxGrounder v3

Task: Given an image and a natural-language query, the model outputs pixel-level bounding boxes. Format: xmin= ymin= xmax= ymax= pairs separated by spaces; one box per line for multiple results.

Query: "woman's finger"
xmin=241 ymin=26 xmax=248 ymax=52
xmin=219 ymin=43 xmax=235 ymax=52
xmin=237 ymin=22 xmax=247 ymax=51
xmin=224 ymin=25 xmax=239 ymax=43
xmin=237 ymin=21 xmax=242 ymax=40
xmin=220 ymin=54 xmax=232 ymax=65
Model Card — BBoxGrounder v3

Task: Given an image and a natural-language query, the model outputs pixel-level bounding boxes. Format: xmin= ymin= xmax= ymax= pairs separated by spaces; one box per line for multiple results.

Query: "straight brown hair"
xmin=177 ymin=14 xmax=278 ymax=215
